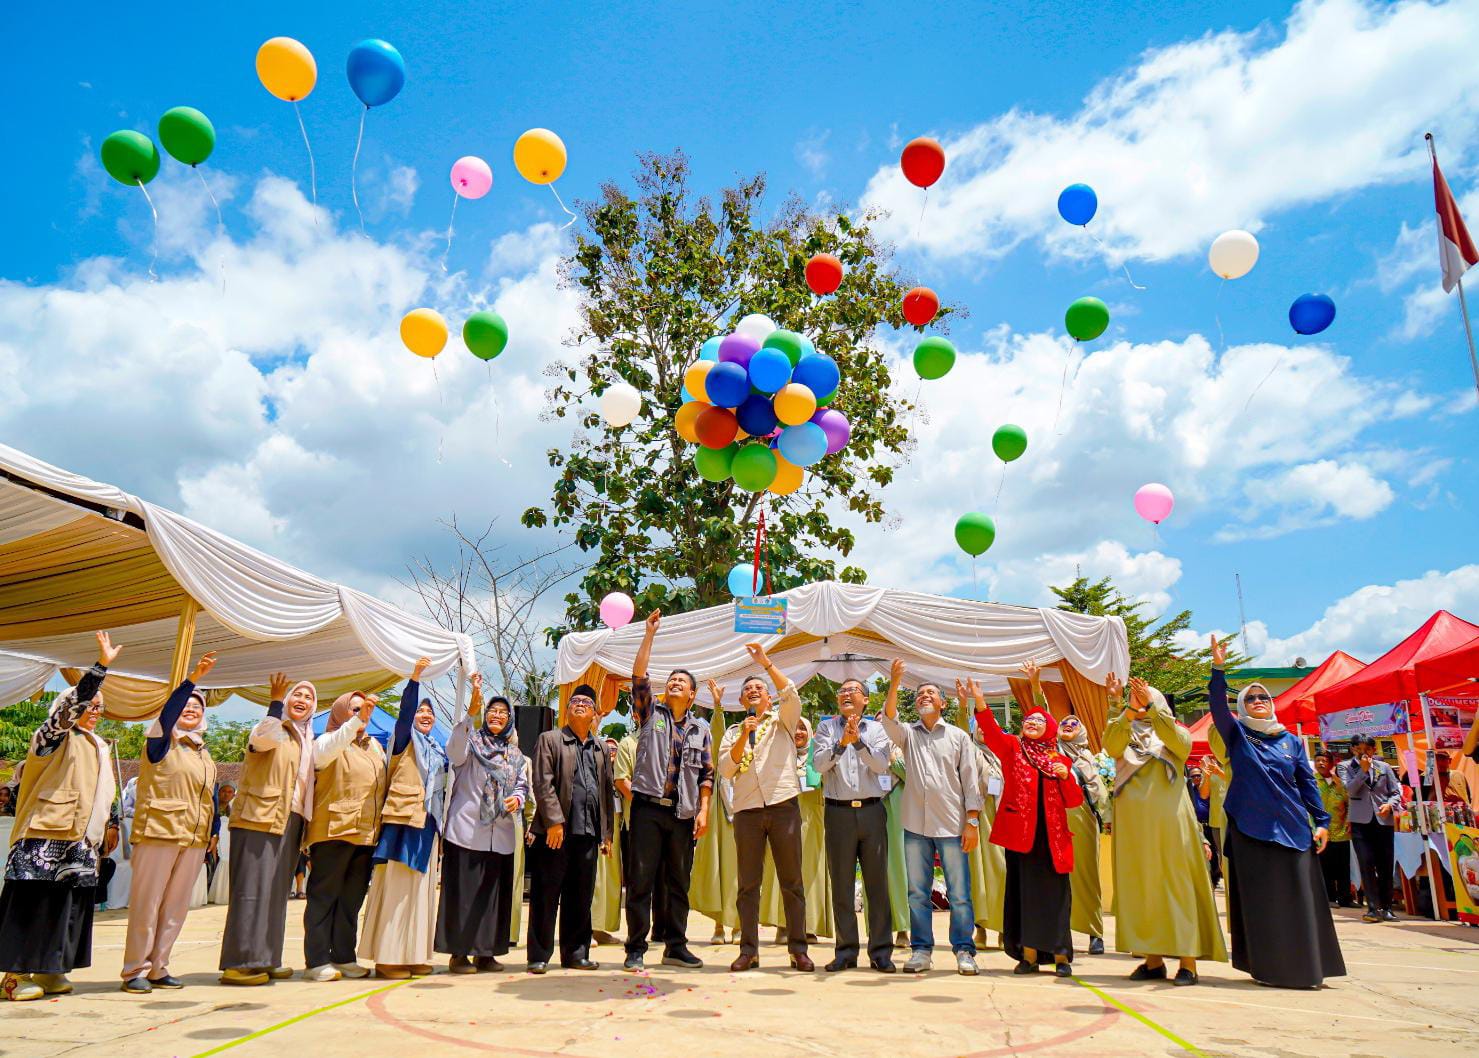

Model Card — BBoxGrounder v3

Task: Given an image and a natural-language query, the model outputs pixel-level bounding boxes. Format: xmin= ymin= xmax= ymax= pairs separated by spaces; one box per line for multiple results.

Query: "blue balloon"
xmin=736 ymin=394 xmax=778 ymax=437
xmin=727 ymin=561 xmax=760 ymax=598
xmin=1057 ymin=183 xmax=1098 ymax=226
xmin=747 ymin=347 xmax=793 ymax=393
xmin=791 ymin=353 xmax=840 ymax=398
xmin=777 ymin=422 xmax=827 ymax=467
xmin=699 ymin=335 xmax=723 ymax=362
xmin=346 ymin=39 xmax=406 ymax=107
xmin=704 ymin=361 xmax=750 ymax=408
xmin=1288 ymin=293 xmax=1336 ymax=336
xmin=797 ymin=334 xmax=816 ymax=361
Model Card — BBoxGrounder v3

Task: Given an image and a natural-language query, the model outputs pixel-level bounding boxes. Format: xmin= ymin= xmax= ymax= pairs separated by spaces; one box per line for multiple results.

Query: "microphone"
xmin=747 ymin=707 xmax=757 ymax=748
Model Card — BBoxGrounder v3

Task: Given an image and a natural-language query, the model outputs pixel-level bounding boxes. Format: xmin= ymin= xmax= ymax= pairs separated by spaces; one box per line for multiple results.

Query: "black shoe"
xmin=121 ymin=976 xmax=153 ymax=994
xmin=1087 ymin=937 xmax=1105 ymax=955
xmin=1012 ymin=960 xmax=1039 ymax=975
xmin=623 ymin=954 xmax=645 ymax=972
xmin=662 ymin=947 xmax=703 ymax=969
xmin=1129 ymin=962 xmax=1167 ymax=981
xmin=1361 ymin=912 xmax=1382 ymax=923
xmin=1173 ymin=968 xmax=1199 ymax=987
xmin=474 ymin=956 xmax=504 ymax=973
xmin=869 ymin=958 xmax=897 ymax=974
xmin=824 ymin=957 xmax=857 ymax=973
xmin=527 ymin=962 xmax=548 ymax=974
xmin=563 ymin=958 xmax=600 ymax=971
xmin=1381 ymin=910 xmax=1399 ymax=922
xmin=1054 ymin=962 xmax=1072 ymax=978
xmin=147 ymin=975 xmax=184 ymax=989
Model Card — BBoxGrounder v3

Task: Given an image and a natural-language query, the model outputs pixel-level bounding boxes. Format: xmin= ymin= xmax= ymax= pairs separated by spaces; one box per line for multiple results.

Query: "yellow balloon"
xmin=773 ymin=382 xmax=817 ymax=426
xmin=683 ymin=361 xmax=713 ymax=400
xmin=514 ymin=128 xmax=568 ymax=185
xmin=400 ymin=308 xmax=448 ymax=358
xmin=256 ymin=37 xmax=318 ymax=102
xmin=769 ymin=456 xmax=804 ymax=496
xmin=675 ymin=400 xmax=706 ymax=443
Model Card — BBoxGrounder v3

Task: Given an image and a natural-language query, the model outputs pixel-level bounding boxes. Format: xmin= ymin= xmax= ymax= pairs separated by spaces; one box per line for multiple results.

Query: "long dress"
xmin=1066 ymin=802 xmax=1103 ymax=939
xmin=968 ymin=748 xmax=1006 ymax=934
xmin=689 ymin=710 xmax=739 ymax=933
xmin=1104 ymin=701 xmax=1228 ymax=962
xmin=591 ymin=787 xmax=623 ymax=935
xmin=882 ymin=752 xmax=910 ymax=935
xmin=1002 ymin=781 xmax=1073 ymax=964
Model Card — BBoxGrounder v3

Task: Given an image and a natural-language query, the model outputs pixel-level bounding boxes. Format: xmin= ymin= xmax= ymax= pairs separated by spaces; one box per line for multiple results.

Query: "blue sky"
xmin=4 ymin=0 xmax=1478 ymax=713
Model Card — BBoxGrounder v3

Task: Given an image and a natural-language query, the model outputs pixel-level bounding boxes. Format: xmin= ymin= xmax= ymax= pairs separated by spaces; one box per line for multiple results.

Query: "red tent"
xmin=1275 ymin=651 xmax=1367 ymax=732
xmin=1314 ymin=611 xmax=1479 ymax=723
xmin=1414 ymin=634 xmax=1479 ymax=697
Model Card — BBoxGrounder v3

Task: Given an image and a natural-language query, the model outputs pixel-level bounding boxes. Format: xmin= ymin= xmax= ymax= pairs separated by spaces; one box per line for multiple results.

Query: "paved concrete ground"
xmin=4 ymin=901 xmax=1474 ymax=1058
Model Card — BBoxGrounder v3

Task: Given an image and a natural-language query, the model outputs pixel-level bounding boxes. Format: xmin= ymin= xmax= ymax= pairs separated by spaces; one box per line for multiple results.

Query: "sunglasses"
xmin=1244 ymin=693 xmax=1272 ymax=703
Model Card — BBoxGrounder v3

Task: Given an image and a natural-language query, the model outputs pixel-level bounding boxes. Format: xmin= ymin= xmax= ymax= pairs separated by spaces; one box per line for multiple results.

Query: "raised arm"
xmin=1145 ymin=682 xmax=1191 ymax=763
xmin=314 ymin=698 xmax=366 ymax=767
xmin=146 ymin=653 xmax=215 ymax=764
xmin=1101 ymin=672 xmax=1133 ymax=758
xmin=964 ymin=676 xmax=1014 ymax=758
xmin=881 ymin=658 xmax=909 ymax=747
xmin=747 ymin=642 xmax=800 ymax=731
xmin=35 ymin=632 xmax=120 ymax=757
xmin=1207 ymin=636 xmax=1240 ymax=744
xmin=633 ymin=610 xmax=660 ymax=684
xmin=391 ymin=657 xmax=430 ymax=756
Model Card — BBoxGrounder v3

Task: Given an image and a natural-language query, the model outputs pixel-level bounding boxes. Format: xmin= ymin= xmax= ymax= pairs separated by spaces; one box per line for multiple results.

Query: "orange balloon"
xmin=769 ymin=455 xmax=804 ymax=496
xmin=684 ymin=360 xmax=713 ymax=401
xmin=675 ymin=401 xmax=706 ymax=443
xmin=774 ymin=382 xmax=817 ymax=426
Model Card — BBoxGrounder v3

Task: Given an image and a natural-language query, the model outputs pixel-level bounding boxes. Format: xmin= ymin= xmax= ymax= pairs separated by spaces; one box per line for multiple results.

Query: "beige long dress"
xmin=359 ymin=837 xmax=440 ymax=966
xmin=968 ymin=745 xmax=1006 ymax=933
xmin=689 ymin=710 xmax=739 ymax=932
xmin=1104 ymin=699 xmax=1227 ymax=962
xmin=1066 ymin=804 xmax=1103 ymax=938
xmin=592 ymin=797 xmax=623 ymax=935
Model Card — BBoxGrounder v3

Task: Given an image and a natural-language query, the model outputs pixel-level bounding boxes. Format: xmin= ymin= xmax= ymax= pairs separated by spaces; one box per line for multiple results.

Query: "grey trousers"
xmin=824 ymin=800 xmax=892 ymax=963
xmin=219 ymin=812 xmax=304 ymax=971
xmin=734 ymin=799 xmax=806 ymax=957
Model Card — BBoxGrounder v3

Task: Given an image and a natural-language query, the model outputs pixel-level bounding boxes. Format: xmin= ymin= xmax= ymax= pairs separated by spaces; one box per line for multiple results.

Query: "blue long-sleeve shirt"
xmin=145 ymin=679 xmax=198 ymax=764
xmin=1209 ymin=668 xmax=1328 ymax=851
xmin=391 ymin=680 xmax=420 ymax=756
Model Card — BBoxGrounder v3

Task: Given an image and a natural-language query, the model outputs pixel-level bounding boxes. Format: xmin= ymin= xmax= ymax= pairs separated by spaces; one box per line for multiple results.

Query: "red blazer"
xmin=975 ymin=708 xmax=1082 ymax=874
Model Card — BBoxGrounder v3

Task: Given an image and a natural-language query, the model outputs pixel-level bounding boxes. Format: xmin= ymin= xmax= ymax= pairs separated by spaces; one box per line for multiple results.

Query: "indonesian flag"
xmin=1433 ymin=154 xmax=1479 ymax=293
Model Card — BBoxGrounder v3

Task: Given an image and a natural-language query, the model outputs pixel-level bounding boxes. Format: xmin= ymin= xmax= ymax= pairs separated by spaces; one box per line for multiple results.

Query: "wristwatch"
xmin=966 ymin=818 xmax=980 ymax=828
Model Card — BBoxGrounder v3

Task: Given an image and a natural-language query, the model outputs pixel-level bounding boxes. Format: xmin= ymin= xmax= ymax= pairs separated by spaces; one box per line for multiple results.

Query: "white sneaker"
xmin=304 ymin=964 xmax=342 ymax=982
xmin=956 ymin=951 xmax=979 ymax=976
xmin=902 ymin=950 xmax=932 ymax=974
xmin=334 ymin=962 xmax=369 ymax=979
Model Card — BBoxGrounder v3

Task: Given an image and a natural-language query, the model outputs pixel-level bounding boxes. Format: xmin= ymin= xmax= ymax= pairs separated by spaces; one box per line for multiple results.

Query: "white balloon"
xmin=1208 ymin=229 xmax=1260 ymax=280
xmin=735 ymin=313 xmax=777 ymax=340
xmin=599 ymin=382 xmax=642 ymax=428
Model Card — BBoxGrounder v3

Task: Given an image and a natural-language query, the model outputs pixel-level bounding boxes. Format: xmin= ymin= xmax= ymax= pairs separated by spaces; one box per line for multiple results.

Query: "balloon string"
xmin=432 ymin=359 xmax=445 ymax=465
xmin=549 ymin=184 xmax=578 ymax=230
xmin=1214 ymin=279 xmax=1226 ymax=352
xmin=1086 ymin=227 xmax=1146 ymax=291
xmin=293 ymin=101 xmax=318 ymax=226
xmin=994 ymin=463 xmax=1006 ymax=509
xmin=351 ymin=106 xmax=368 ymax=236
xmin=1241 ymin=350 xmax=1288 ymax=415
xmin=491 ymin=383 xmax=512 ymax=468
xmin=441 ymin=193 xmax=460 ymax=272
xmin=1053 ymin=344 xmax=1074 ymax=434
xmin=195 ymin=167 xmax=227 ymax=294
xmin=136 ymin=179 xmax=159 ymax=282
xmin=916 ymin=189 xmax=929 ymax=239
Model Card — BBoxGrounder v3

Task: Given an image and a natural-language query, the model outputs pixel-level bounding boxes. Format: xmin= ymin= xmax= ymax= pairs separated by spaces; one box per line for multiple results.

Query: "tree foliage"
xmin=523 ymin=151 xmax=954 ymax=638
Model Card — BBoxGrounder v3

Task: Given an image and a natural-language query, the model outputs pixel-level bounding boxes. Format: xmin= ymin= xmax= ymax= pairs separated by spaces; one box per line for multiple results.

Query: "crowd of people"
xmin=2 ymin=623 xmax=1474 ymax=1002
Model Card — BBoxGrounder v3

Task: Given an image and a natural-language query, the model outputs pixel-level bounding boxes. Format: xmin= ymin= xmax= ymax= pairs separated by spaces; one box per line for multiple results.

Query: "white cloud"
xmin=1222 ymin=458 xmax=1395 ymax=541
xmin=795 ymin=130 xmax=831 ymax=179
xmin=364 ymin=163 xmax=419 ymax=221
xmin=861 ymin=0 xmax=1479 ymax=263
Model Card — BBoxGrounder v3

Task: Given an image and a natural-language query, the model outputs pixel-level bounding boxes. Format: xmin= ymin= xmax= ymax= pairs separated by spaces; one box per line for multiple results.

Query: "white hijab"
xmin=145 ymin=690 xmax=209 ymax=746
xmin=1236 ymin=682 xmax=1286 ymax=738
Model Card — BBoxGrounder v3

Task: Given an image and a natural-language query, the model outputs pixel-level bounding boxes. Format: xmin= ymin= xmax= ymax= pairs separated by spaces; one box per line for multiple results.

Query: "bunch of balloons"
xmin=675 ymin=315 xmax=851 ymax=495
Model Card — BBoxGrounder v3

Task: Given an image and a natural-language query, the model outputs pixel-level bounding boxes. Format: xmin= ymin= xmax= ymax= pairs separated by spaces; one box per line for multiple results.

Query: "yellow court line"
xmin=191 ymin=979 xmax=412 ymax=1057
xmin=1071 ymin=976 xmax=1205 ymax=1057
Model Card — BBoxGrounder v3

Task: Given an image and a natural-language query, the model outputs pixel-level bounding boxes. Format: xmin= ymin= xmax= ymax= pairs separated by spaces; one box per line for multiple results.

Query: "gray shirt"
xmin=813 ymin=715 xmax=892 ymax=801
xmin=881 ymin=714 xmax=983 ymax=838
xmin=1336 ymin=756 xmax=1403 ymax=827
xmin=630 ymin=676 xmax=714 ymax=819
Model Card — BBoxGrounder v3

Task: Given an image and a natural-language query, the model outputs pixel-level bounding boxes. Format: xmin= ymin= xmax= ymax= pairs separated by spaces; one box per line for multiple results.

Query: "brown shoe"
xmin=407 ymin=964 xmax=433 ymax=976
xmin=729 ymin=953 xmax=760 ymax=972
xmin=375 ymin=964 xmax=411 ymax=980
xmin=789 ymin=952 xmax=815 ymax=972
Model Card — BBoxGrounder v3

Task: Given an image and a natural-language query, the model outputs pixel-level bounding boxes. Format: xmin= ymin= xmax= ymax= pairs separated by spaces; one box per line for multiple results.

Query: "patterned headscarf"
xmin=1113 ymin=686 xmax=1179 ymax=796
xmin=464 ymin=695 xmax=523 ymax=824
xmin=1018 ymin=707 xmax=1063 ymax=777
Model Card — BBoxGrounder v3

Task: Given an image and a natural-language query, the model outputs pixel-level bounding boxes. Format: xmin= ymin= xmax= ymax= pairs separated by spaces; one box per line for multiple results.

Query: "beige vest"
xmin=11 ymin=732 xmax=100 ymax=845
xmin=380 ymin=748 xmax=427 ymax=829
xmin=306 ymin=737 xmax=387 ymax=847
xmin=231 ymin=726 xmax=303 ymax=837
xmin=132 ymin=739 xmax=217 ymax=848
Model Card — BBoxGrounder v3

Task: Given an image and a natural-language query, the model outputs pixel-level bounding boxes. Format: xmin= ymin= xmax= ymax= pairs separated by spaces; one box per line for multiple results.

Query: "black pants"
xmin=1350 ymin=820 xmax=1394 ymax=913
xmin=1202 ymin=824 xmax=1222 ymax=887
xmin=625 ymin=797 xmax=695 ymax=956
xmin=824 ymin=800 xmax=891 ymax=963
xmin=734 ymin=798 xmax=806 ymax=957
xmin=527 ymin=832 xmax=599 ymax=965
xmin=1319 ymin=839 xmax=1354 ymax=906
xmin=303 ymin=840 xmax=373 ymax=967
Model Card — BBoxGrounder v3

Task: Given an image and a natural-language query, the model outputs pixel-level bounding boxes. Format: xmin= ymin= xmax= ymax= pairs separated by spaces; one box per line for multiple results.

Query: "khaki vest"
xmin=132 ymin=739 xmax=217 ymax=848
xmin=11 ymin=732 xmax=101 ymax=845
xmin=231 ymin=726 xmax=304 ymax=837
xmin=380 ymin=747 xmax=427 ymax=829
xmin=306 ymin=738 xmax=386 ymax=847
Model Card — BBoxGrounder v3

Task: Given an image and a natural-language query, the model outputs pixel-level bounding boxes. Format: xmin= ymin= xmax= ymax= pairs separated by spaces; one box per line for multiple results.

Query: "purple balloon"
xmin=718 ymin=333 xmax=760 ymax=369
xmin=811 ymin=408 xmax=851 ymax=454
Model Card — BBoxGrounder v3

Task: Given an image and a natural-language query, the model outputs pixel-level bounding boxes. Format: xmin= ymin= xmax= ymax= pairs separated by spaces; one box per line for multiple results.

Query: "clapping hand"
xmin=1105 ymin=672 xmax=1123 ymax=700
xmin=840 ymin=714 xmax=860 ymax=746
xmin=1128 ymin=677 xmax=1151 ymax=716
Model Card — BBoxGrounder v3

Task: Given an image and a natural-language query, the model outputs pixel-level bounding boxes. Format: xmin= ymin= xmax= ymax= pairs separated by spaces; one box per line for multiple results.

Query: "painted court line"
xmin=1070 ymin=976 xmax=1204 ymax=1057
xmin=190 ymin=978 xmax=412 ymax=1057
xmin=1161 ymin=990 xmax=1461 ymax=1029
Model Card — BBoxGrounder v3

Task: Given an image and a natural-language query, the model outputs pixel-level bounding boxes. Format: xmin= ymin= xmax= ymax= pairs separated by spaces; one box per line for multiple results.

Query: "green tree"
xmin=0 ymin=696 xmax=53 ymax=761
xmin=1051 ymin=574 xmax=1243 ymax=711
xmin=204 ymin=721 xmax=254 ymax=763
xmin=523 ymin=151 xmax=955 ymax=638
xmin=96 ymin=719 xmax=147 ymax=760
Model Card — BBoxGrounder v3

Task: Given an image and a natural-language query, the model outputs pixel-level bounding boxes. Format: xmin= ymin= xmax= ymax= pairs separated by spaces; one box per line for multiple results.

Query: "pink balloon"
xmin=450 ymin=156 xmax=493 ymax=200
xmin=1133 ymin=483 xmax=1175 ymax=525
xmin=598 ymin=591 xmax=634 ymax=629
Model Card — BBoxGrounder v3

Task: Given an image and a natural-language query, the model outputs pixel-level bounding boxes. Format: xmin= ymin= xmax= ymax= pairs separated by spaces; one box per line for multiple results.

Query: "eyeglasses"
xmin=569 ymin=696 xmax=595 ymax=708
xmin=1244 ymin=693 xmax=1272 ymax=703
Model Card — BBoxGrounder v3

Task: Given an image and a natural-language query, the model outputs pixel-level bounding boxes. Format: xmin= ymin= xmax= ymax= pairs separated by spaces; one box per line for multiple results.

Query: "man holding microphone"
xmin=1337 ymin=738 xmax=1403 ymax=923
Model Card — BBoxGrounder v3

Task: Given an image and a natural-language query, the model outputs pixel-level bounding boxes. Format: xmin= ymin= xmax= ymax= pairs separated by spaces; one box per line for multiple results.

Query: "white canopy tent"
xmin=0 ymin=442 xmax=475 ymax=720
xmin=555 ymin=581 xmax=1129 ymax=750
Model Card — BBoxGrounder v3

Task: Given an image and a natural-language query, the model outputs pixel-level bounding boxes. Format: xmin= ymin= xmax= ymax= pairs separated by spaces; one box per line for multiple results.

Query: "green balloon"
xmin=158 ymin=107 xmax=216 ymax=166
xmin=731 ymin=443 xmax=778 ymax=492
xmin=694 ymin=443 xmax=737 ymax=483
xmin=913 ymin=336 xmax=956 ymax=380
xmin=100 ymin=130 xmax=160 ymax=186
xmin=1065 ymin=296 xmax=1110 ymax=342
xmin=816 ymin=388 xmax=837 ymax=407
xmin=991 ymin=423 xmax=1028 ymax=463
xmin=463 ymin=311 xmax=509 ymax=361
xmin=954 ymin=512 xmax=996 ymax=557
xmin=763 ymin=329 xmax=807 ymax=367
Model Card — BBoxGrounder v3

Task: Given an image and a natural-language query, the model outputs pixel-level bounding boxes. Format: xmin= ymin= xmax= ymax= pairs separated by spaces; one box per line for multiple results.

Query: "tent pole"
xmin=1420 ymin=694 xmax=1455 ymax=922
xmin=166 ymin=598 xmax=201 ymax=693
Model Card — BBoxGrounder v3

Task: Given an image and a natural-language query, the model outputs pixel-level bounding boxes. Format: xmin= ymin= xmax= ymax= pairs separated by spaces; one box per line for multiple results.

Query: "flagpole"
xmin=1427 ymin=132 xmax=1479 ymax=400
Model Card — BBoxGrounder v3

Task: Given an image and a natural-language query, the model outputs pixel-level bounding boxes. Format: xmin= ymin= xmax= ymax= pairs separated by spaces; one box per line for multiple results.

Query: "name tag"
xmin=987 ymin=776 xmax=1003 ymax=797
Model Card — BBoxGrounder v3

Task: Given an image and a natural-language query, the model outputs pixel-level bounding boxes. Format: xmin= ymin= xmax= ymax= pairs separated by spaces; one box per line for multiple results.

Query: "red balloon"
xmin=900 ymin=137 xmax=945 ymax=189
xmin=695 ymin=405 xmax=739 ymax=449
xmin=902 ymin=287 xmax=939 ymax=327
xmin=805 ymin=253 xmax=843 ymax=296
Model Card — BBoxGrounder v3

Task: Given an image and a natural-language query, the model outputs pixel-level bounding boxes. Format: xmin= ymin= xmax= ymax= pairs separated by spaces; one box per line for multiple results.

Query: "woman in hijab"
xmin=121 ymin=652 xmax=220 ymax=993
xmin=435 ymin=674 xmax=529 ymax=972
xmin=358 ymin=660 xmax=443 ymax=979
xmin=1103 ymin=672 xmax=1227 ymax=985
xmin=1 ymin=632 xmax=121 ymax=1003
xmin=1057 ymin=711 xmax=1108 ymax=955
xmin=966 ymin=664 xmax=1082 ymax=977
xmin=966 ymin=714 xmax=1007 ymax=948
xmin=1208 ymin=638 xmax=1344 ymax=989
xmin=218 ymin=674 xmax=321 ymax=985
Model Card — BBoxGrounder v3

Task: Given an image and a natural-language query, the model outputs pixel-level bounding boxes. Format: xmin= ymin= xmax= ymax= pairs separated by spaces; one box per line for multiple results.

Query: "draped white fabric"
xmin=556 ymin=580 xmax=1128 ymax=695
xmin=0 ymin=653 xmax=58 ymax=705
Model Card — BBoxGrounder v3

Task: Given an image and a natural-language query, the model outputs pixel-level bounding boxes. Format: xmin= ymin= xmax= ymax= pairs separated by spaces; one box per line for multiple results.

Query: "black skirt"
xmin=0 ymin=880 xmax=95 ymax=974
xmin=1225 ymin=822 xmax=1346 ymax=988
xmin=435 ymin=841 xmax=514 ymax=957
xmin=1002 ymin=782 xmax=1073 ymax=965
